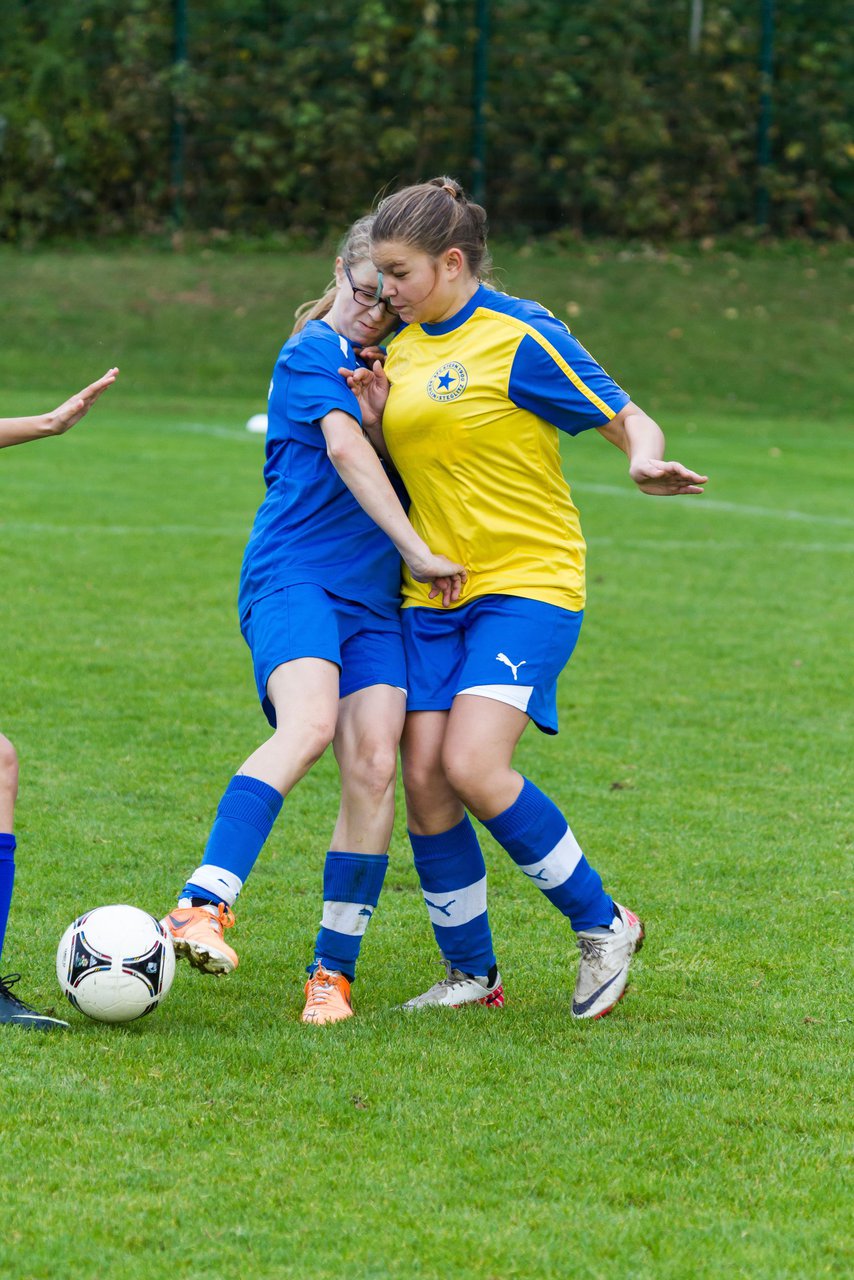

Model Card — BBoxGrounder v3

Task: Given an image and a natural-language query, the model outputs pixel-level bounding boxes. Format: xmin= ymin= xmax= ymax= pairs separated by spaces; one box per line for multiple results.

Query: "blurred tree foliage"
xmin=0 ymin=0 xmax=850 ymax=243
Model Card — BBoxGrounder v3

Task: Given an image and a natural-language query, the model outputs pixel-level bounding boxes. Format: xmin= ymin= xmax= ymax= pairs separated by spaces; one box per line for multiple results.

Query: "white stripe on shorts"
xmin=422 ymin=875 xmax=487 ymax=927
xmin=517 ymin=827 xmax=583 ymax=890
xmin=186 ymin=864 xmax=244 ymax=905
xmin=457 ymin=684 xmax=534 ymax=714
xmin=321 ymin=900 xmax=376 ymax=937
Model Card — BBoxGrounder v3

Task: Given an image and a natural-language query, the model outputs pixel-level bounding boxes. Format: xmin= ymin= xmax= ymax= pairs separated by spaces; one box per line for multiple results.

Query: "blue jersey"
xmin=238 ymin=320 xmax=401 ymax=624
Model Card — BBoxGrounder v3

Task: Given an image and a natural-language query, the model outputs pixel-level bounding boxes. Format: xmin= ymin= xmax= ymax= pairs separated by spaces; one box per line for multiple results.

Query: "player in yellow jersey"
xmin=343 ymin=177 xmax=707 ymax=1018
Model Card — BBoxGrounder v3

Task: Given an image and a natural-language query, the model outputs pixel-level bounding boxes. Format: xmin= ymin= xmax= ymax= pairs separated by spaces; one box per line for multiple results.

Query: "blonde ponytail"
xmin=290 ymin=213 xmax=378 ymax=336
xmin=291 ymin=283 xmax=336 ymax=335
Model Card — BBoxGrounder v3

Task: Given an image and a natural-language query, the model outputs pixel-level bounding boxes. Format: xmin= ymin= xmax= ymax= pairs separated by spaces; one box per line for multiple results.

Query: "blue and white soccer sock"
xmin=0 ymin=834 xmax=15 ymax=964
xmin=312 ymin=851 xmax=388 ymax=981
xmin=409 ymin=815 xmax=496 ymax=977
xmin=483 ymin=778 xmax=614 ymax=932
xmin=180 ymin=775 xmax=283 ymax=908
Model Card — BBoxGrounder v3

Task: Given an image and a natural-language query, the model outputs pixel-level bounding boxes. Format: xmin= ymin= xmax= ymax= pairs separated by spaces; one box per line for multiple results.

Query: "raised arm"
xmin=338 ymin=359 xmax=390 ymax=432
xmin=0 ymin=368 xmax=119 ymax=450
xmin=597 ymin=401 xmax=708 ymax=496
xmin=348 ymin=352 xmax=394 ymax=463
xmin=320 ymin=409 xmax=465 ymax=607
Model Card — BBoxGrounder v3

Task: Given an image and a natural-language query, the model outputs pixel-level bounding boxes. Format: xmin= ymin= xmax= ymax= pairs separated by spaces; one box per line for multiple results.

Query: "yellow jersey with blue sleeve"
xmin=382 ymin=283 xmax=630 ymax=610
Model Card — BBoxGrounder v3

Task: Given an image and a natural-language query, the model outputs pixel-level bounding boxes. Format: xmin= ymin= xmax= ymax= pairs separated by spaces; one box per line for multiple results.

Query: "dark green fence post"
xmin=757 ymin=0 xmax=775 ymax=228
xmin=170 ymin=0 xmax=188 ymax=229
xmin=472 ymin=0 xmax=489 ymax=205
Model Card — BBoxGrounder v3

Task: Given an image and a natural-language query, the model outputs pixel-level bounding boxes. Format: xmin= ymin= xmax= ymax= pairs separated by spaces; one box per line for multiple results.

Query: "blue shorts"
xmin=401 ymin=595 xmax=583 ymax=735
xmin=242 ymin=585 xmax=407 ymax=728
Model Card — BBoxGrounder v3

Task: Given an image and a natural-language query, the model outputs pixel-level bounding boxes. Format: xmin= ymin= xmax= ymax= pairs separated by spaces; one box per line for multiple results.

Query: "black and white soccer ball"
xmin=56 ymin=904 xmax=175 ymax=1023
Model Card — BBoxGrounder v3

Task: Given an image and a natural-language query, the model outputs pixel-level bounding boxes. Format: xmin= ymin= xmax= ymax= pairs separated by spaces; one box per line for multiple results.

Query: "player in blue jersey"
xmin=343 ymin=178 xmax=707 ymax=1018
xmin=163 ymin=216 xmax=465 ymax=1025
xmin=1 ymin=367 xmax=119 ymax=1029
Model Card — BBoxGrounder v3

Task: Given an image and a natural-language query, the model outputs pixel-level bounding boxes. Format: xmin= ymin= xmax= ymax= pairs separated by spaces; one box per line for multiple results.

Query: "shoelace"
xmin=306 ymin=969 xmax=344 ymax=1005
xmin=429 ymin=959 xmax=480 ymax=993
xmin=0 ymin=973 xmax=32 ymax=1010
xmin=206 ymin=903 xmax=235 ymax=935
xmin=577 ymin=936 xmax=608 ymax=964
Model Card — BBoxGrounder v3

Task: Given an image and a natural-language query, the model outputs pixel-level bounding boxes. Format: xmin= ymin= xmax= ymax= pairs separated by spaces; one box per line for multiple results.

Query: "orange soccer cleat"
xmin=301 ymin=964 xmax=353 ymax=1025
xmin=162 ymin=903 xmax=238 ymax=975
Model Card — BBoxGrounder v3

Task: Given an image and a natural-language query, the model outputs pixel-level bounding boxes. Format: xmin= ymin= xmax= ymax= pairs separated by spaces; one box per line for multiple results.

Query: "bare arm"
xmin=360 ymin=415 xmax=394 ymax=467
xmin=597 ymin=400 xmax=708 ymax=495
xmin=349 ymin=351 xmax=394 ymax=464
xmin=320 ymin=409 xmax=465 ymax=607
xmin=0 ymin=368 xmax=119 ymax=450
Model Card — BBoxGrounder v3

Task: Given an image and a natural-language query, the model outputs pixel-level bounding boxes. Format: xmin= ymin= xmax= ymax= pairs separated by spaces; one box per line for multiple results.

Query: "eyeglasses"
xmin=344 ymin=264 xmax=397 ymax=315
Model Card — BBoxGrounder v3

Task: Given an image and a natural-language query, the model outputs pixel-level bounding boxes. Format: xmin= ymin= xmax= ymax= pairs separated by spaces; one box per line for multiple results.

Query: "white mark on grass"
xmin=577 ymin=483 xmax=854 ymax=529
xmin=173 ymin=422 xmax=261 ymax=442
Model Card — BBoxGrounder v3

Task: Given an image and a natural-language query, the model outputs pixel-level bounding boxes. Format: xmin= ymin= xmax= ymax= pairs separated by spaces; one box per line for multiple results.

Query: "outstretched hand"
xmin=47 ymin=368 xmax=120 ymax=436
xmin=338 ymin=359 xmax=389 ymax=429
xmin=629 ymin=458 xmax=708 ymax=496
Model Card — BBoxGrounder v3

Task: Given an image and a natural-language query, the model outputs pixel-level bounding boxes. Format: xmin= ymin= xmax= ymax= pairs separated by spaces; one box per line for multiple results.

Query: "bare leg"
xmin=0 ymin=731 xmax=68 ymax=1026
xmin=0 ymin=734 xmax=18 ymax=832
xmin=400 ymin=710 xmax=464 ymax=835
xmin=441 ymin=694 xmax=530 ymax=819
xmin=445 ymin=694 xmax=618 ymax=941
xmin=166 ymin=658 xmax=342 ymax=971
xmin=239 ymin=658 xmax=341 ymax=795
xmin=330 ymin=684 xmax=406 ymax=853
xmin=303 ymin=684 xmax=406 ymax=1017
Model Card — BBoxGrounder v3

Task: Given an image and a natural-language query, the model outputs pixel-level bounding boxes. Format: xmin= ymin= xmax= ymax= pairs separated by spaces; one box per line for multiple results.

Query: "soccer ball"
xmin=56 ymin=904 xmax=175 ymax=1023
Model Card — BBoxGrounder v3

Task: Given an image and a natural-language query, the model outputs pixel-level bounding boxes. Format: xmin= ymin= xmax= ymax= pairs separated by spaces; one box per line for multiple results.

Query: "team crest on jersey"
xmin=427 ymin=361 xmax=468 ymax=402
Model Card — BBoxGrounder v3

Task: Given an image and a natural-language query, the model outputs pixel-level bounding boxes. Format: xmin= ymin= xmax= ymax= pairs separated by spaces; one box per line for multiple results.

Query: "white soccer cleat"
xmin=571 ymin=903 xmax=644 ymax=1019
xmin=400 ymin=958 xmax=505 ymax=1010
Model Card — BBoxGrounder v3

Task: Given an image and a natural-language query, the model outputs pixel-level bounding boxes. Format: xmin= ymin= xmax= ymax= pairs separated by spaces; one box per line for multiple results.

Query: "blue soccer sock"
xmin=0 ymin=834 xmax=15 ymax=965
xmin=180 ymin=775 xmax=283 ymax=907
xmin=482 ymin=778 xmax=614 ymax=932
xmin=409 ymin=815 xmax=496 ymax=976
xmin=312 ymin=851 xmax=389 ymax=981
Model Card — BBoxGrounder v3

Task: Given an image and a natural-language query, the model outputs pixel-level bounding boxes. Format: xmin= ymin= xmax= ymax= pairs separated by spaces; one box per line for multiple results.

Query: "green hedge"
xmin=1 ymin=0 xmax=850 ymax=242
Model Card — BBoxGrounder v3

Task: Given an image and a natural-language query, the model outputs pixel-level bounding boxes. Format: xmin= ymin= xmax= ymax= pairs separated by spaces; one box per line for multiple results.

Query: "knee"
xmin=441 ymin=741 xmax=484 ymax=809
xmin=347 ymin=736 xmax=398 ymax=799
xmin=0 ymin=734 xmax=18 ymax=792
xmin=401 ymin=749 xmax=443 ymax=809
xmin=363 ymin=737 xmax=398 ymax=796
xmin=279 ymin=715 xmax=336 ymax=773
xmin=404 ymin=749 xmax=462 ymax=833
xmin=304 ymin=717 xmax=337 ymax=768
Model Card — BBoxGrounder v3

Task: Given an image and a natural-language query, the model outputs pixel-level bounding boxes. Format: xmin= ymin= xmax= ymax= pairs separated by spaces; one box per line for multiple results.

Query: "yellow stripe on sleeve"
xmin=485 ymin=309 xmax=618 ymax=420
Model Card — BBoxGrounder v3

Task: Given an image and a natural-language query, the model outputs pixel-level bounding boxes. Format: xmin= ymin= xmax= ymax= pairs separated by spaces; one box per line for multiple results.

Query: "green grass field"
xmin=0 ymin=245 xmax=851 ymax=1280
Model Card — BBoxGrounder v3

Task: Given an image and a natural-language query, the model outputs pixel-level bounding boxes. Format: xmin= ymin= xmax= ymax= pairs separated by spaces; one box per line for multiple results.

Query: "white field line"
xmin=174 ymin=424 xmax=854 ymax=528
xmin=172 ymin=422 xmax=261 ymax=441
xmin=577 ymin=482 xmax=854 ymax=528
xmin=1 ymin=454 xmax=849 ymax=540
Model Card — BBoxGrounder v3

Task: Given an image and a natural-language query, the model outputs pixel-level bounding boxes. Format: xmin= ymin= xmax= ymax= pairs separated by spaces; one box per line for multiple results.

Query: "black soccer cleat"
xmin=0 ymin=973 xmax=69 ymax=1030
